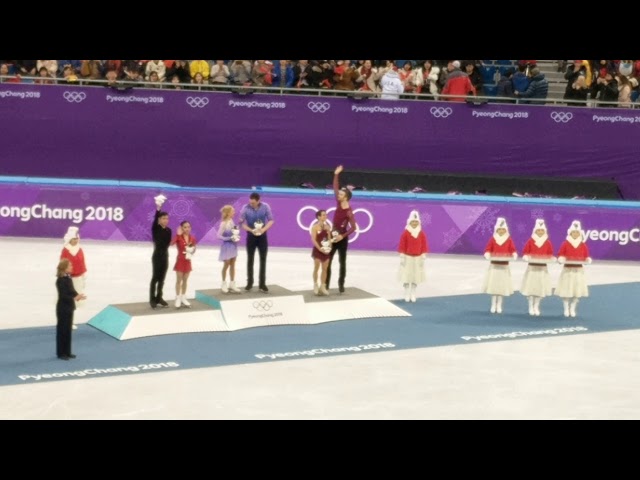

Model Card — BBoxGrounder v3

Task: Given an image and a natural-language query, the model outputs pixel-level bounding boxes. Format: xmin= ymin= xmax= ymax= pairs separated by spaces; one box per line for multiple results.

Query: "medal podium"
xmin=88 ymin=284 xmax=411 ymax=340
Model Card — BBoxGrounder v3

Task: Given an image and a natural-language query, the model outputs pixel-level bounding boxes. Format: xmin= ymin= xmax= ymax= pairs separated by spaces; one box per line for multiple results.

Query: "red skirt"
xmin=312 ymin=246 xmax=330 ymax=262
xmin=174 ymin=253 xmax=192 ymax=273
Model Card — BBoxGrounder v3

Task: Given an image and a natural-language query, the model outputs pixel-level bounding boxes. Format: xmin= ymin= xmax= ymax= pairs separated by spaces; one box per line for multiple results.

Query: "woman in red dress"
xmin=172 ymin=221 xmax=197 ymax=308
xmin=482 ymin=217 xmax=518 ymax=314
xmin=310 ymin=210 xmax=332 ymax=296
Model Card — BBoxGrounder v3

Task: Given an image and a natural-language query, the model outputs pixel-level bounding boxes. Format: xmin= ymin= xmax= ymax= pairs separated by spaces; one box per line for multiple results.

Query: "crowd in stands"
xmin=497 ymin=60 xmax=640 ymax=106
xmin=1 ymin=60 xmax=639 ymax=105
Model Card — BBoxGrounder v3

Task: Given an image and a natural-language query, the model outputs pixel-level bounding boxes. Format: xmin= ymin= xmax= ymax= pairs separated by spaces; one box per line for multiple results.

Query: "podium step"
xmin=89 ymin=286 xmax=411 ymax=340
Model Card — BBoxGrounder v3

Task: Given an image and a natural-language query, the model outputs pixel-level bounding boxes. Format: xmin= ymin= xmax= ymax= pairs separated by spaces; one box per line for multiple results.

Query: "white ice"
xmin=1 ymin=236 xmax=640 ymax=419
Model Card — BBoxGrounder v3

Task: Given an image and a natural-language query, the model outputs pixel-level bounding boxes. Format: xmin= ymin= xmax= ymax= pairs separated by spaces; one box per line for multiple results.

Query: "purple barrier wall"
xmin=1 ymin=183 xmax=639 ymax=261
xmin=1 ymin=84 xmax=640 ymax=197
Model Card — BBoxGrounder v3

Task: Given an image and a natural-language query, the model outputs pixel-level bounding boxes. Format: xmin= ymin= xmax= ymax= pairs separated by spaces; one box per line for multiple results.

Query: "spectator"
xmin=210 ymin=60 xmax=230 ymax=86
xmin=464 ymin=61 xmax=483 ymax=96
xmin=333 ymin=60 xmax=359 ymax=91
xmin=567 ymin=75 xmax=589 ymax=106
xmin=355 ymin=60 xmax=380 ymax=94
xmin=515 ymin=67 xmax=548 ymax=105
xmin=104 ymin=69 xmax=119 ymax=87
xmin=60 ymin=65 xmax=79 ymax=84
xmin=563 ymin=60 xmax=586 ymax=104
xmin=512 ymin=64 xmax=530 ymax=96
xmin=380 ymin=66 xmax=404 ymax=100
xmin=251 ymin=60 xmax=273 ymax=87
xmin=230 ymin=60 xmax=252 ymax=86
xmin=271 ymin=60 xmax=294 ymax=89
xmin=398 ymin=61 xmax=416 ymax=95
xmin=103 ymin=60 xmax=124 ymax=79
xmin=495 ymin=67 xmax=515 ymax=103
xmin=15 ymin=60 xmax=36 ymax=76
xmin=618 ymin=74 xmax=633 ymax=107
xmin=413 ymin=60 xmax=440 ymax=99
xmin=169 ymin=74 xmax=182 ymax=90
xmin=57 ymin=60 xmax=82 ymax=77
xmin=147 ymin=70 xmax=162 ymax=87
xmin=166 ymin=60 xmax=191 ymax=84
xmin=37 ymin=60 xmax=58 ymax=78
xmin=80 ymin=60 xmax=103 ymax=81
xmin=189 ymin=60 xmax=210 ymax=80
xmin=0 ymin=63 xmax=21 ymax=83
xmin=145 ymin=60 xmax=166 ymax=82
xmin=441 ymin=60 xmax=475 ymax=102
xmin=191 ymin=71 xmax=206 ymax=89
xmin=293 ymin=60 xmax=312 ymax=89
xmin=34 ymin=66 xmax=55 ymax=85
xmin=591 ymin=70 xmax=619 ymax=107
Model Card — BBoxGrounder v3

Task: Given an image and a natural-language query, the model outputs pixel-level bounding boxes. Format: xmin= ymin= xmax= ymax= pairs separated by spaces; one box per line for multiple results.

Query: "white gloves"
xmin=558 ymin=256 xmax=566 ymax=264
xmin=154 ymin=194 xmax=167 ymax=208
xmin=512 ymin=252 xmax=518 ymax=260
xmin=586 ymin=257 xmax=593 ymax=264
xmin=522 ymin=255 xmax=530 ymax=262
xmin=484 ymin=252 xmax=491 ymax=260
xmin=400 ymin=253 xmax=406 ymax=266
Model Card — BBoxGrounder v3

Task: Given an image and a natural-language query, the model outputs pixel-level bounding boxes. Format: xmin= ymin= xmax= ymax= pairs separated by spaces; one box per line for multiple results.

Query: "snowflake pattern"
xmin=553 ymin=212 xmax=563 ymax=223
xmin=473 ymin=208 xmax=500 ymax=235
xmin=420 ymin=211 xmax=432 ymax=225
xmin=442 ymin=227 xmax=462 ymax=250
xmin=100 ymin=229 xmax=110 ymax=238
xmin=530 ymin=208 xmax=545 ymax=220
xmin=129 ymin=222 xmax=151 ymax=241
xmin=516 ymin=222 xmax=527 ymax=233
xmin=170 ymin=197 xmax=195 ymax=219
xmin=80 ymin=192 xmax=90 ymax=201
xmin=466 ymin=207 xmax=486 ymax=221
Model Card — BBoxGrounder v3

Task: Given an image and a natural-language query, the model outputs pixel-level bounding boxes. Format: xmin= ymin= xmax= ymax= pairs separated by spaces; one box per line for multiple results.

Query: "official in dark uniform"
xmin=56 ymin=258 xmax=85 ymax=360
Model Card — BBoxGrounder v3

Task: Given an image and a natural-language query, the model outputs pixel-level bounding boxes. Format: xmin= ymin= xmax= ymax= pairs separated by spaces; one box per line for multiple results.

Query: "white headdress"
xmin=63 ymin=226 xmax=80 ymax=255
xmin=406 ymin=210 xmax=421 ymax=238
xmin=493 ymin=217 xmax=510 ymax=245
xmin=566 ymin=220 xmax=585 ymax=248
xmin=531 ymin=219 xmax=548 ymax=247
xmin=63 ymin=226 xmax=79 ymax=245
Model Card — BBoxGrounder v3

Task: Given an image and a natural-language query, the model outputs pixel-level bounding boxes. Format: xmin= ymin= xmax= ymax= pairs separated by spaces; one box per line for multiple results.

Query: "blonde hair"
xmin=57 ymin=258 xmax=70 ymax=277
xmin=220 ymin=205 xmax=235 ymax=221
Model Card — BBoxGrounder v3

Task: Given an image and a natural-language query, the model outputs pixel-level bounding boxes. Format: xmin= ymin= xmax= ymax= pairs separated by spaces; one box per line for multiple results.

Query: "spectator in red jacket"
xmin=441 ymin=60 xmax=475 ymax=102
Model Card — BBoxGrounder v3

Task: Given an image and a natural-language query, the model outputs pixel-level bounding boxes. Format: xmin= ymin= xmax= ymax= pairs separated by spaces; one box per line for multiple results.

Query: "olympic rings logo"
xmin=296 ymin=206 xmax=374 ymax=243
xmin=63 ymin=91 xmax=87 ymax=103
xmin=307 ymin=102 xmax=330 ymax=113
xmin=186 ymin=97 xmax=209 ymax=108
xmin=429 ymin=106 xmax=452 ymax=118
xmin=252 ymin=300 xmax=273 ymax=311
xmin=550 ymin=111 xmax=573 ymax=123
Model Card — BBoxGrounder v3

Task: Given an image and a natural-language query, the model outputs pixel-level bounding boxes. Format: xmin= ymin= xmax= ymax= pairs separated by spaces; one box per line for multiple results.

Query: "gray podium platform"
xmin=89 ymin=285 xmax=411 ymax=340
xmin=87 ymin=299 xmax=227 ymax=340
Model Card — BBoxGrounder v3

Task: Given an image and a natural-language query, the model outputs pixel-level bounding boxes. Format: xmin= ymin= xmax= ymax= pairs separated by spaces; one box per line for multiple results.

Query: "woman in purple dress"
xmin=310 ymin=209 xmax=332 ymax=296
xmin=217 ymin=205 xmax=241 ymax=293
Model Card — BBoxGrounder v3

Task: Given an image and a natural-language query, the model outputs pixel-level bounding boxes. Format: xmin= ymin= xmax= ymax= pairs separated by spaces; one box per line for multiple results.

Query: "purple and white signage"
xmin=1 ymin=183 xmax=639 ymax=261
xmin=1 ymin=84 xmax=640 ymax=198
